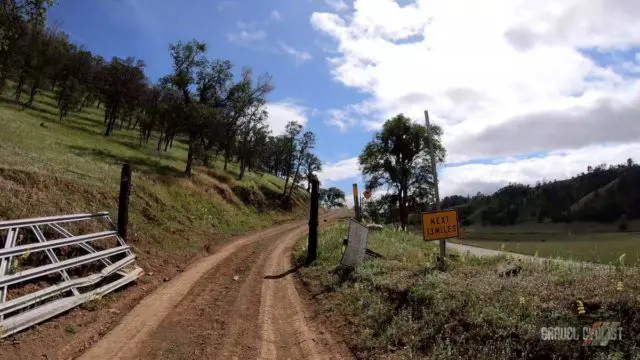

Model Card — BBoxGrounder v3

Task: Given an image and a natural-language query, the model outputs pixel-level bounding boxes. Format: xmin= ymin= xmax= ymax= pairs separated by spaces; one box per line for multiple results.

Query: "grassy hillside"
xmin=446 ymin=163 xmax=640 ymax=227
xmin=0 ymin=85 xmax=308 ymax=271
xmin=296 ymin=223 xmax=640 ymax=359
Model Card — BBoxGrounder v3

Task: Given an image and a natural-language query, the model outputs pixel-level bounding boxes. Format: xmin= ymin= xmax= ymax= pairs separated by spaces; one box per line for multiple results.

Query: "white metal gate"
xmin=0 ymin=211 xmax=143 ymax=337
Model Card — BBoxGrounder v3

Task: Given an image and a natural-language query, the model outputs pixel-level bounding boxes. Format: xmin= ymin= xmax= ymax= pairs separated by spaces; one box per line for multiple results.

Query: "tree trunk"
xmin=105 ymin=118 xmax=115 ymax=136
xmin=96 ymin=99 xmax=101 ymax=109
xmin=14 ymin=73 xmax=25 ymax=102
xmin=223 ymin=145 xmax=230 ymax=171
xmin=164 ymin=135 xmax=171 ymax=152
xmin=0 ymin=72 xmax=7 ymax=93
xmin=185 ymin=134 xmax=195 ymax=176
xmin=399 ymin=188 xmax=407 ymax=230
xmin=25 ymin=79 xmax=39 ymax=108
xmin=157 ymin=131 xmax=164 ymax=151
xmin=81 ymin=95 xmax=90 ymax=109
xmin=287 ymin=153 xmax=304 ymax=200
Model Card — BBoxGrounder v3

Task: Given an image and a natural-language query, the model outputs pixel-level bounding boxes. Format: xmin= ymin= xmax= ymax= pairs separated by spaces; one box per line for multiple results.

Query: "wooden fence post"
xmin=117 ymin=163 xmax=132 ymax=240
xmin=306 ymin=177 xmax=320 ymax=266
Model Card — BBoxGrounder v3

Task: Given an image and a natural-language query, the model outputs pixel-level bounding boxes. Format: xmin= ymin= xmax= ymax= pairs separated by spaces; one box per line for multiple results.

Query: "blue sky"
xmin=49 ymin=0 xmax=640 ymax=203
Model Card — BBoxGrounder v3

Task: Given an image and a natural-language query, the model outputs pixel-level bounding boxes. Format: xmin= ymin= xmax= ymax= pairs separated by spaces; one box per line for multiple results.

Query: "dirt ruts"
xmin=79 ymin=212 xmax=352 ymax=360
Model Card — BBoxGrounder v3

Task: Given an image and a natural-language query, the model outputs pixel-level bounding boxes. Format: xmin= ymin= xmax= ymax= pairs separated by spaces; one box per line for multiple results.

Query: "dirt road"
xmin=79 ymin=213 xmax=353 ymax=360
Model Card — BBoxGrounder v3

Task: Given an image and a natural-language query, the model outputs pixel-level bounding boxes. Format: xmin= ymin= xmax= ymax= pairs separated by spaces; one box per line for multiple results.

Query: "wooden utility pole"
xmin=306 ymin=177 xmax=320 ymax=265
xmin=424 ymin=110 xmax=445 ymax=259
xmin=117 ymin=163 xmax=132 ymax=241
xmin=352 ymin=183 xmax=361 ymax=222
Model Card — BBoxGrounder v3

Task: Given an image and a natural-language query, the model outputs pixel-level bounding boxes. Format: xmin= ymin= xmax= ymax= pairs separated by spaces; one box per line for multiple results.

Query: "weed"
xmin=297 ymin=223 xmax=640 ymax=359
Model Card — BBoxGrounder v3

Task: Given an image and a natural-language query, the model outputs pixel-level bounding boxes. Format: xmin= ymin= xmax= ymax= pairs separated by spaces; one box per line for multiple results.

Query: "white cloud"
xmin=440 ymin=143 xmax=640 ymax=197
xmin=311 ymin=0 xmax=640 ymax=145
xmin=270 ymin=10 xmax=282 ymax=21
xmin=324 ymin=108 xmax=358 ymax=132
xmin=279 ymin=42 xmax=313 ymax=64
xmin=317 ymin=157 xmax=360 ymax=183
xmin=265 ymin=100 xmax=309 ymax=135
xmin=325 ymin=0 xmax=349 ymax=12
xmin=227 ymin=29 xmax=267 ymax=44
xmin=310 ymin=0 xmax=640 ymax=195
xmin=227 ymin=21 xmax=268 ymax=45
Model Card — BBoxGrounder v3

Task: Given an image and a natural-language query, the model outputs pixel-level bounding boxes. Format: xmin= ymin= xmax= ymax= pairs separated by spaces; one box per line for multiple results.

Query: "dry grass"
xmin=296 ymin=223 xmax=640 ymax=359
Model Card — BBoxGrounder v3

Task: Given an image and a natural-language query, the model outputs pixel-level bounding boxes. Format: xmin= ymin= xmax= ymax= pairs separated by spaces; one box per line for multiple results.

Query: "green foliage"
xmin=445 ymin=162 xmax=640 ymax=226
xmin=359 ymin=114 xmax=445 ymax=229
xmin=319 ymin=187 xmax=346 ymax=209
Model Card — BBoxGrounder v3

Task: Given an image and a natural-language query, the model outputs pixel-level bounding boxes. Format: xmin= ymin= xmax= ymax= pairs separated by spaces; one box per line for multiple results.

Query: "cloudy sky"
xmin=50 ymin=0 xmax=640 ymax=202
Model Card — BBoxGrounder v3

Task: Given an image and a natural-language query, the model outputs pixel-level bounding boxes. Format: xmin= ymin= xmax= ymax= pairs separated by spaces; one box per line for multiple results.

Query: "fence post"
xmin=306 ymin=177 xmax=320 ymax=266
xmin=117 ymin=163 xmax=132 ymax=241
xmin=352 ymin=183 xmax=361 ymax=222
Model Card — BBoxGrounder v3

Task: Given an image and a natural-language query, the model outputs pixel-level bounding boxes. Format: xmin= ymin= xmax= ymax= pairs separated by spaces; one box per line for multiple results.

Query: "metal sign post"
xmin=424 ymin=110 xmax=446 ymax=259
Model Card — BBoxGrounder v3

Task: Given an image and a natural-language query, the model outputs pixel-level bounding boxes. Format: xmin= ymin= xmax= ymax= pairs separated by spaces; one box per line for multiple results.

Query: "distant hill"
xmin=442 ymin=160 xmax=640 ymax=226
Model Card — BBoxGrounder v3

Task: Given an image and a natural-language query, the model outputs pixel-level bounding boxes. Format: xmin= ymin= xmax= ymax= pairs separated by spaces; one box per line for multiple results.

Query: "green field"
xmin=456 ymin=223 xmax=640 ymax=265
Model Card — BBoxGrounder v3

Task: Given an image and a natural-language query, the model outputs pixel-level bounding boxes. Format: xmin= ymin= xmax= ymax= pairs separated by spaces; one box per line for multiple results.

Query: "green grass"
xmin=0 ymin=85 xmax=307 ymax=267
xmin=454 ymin=223 xmax=640 ymax=265
xmin=296 ymin=223 xmax=640 ymax=359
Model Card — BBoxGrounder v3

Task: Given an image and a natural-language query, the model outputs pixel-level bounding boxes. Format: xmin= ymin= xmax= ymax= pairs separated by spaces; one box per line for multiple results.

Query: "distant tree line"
xmin=441 ymin=159 xmax=640 ymax=226
xmin=0 ymin=1 xmax=321 ymax=203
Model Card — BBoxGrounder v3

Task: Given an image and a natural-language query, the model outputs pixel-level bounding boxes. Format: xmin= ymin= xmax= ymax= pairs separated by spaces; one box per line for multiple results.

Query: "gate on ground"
xmin=0 ymin=211 xmax=143 ymax=337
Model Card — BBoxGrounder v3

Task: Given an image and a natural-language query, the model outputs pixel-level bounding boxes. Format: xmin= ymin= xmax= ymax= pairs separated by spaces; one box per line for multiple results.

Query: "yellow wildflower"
xmin=616 ymin=281 xmax=623 ymax=291
xmin=576 ymin=300 xmax=586 ymax=315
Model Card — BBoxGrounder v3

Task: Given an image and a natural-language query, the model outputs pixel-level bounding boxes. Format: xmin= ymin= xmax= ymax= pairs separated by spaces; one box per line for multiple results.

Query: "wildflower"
xmin=616 ymin=281 xmax=623 ymax=291
xmin=618 ymin=253 xmax=626 ymax=267
xmin=576 ymin=300 xmax=586 ymax=315
xmin=519 ymin=296 xmax=525 ymax=305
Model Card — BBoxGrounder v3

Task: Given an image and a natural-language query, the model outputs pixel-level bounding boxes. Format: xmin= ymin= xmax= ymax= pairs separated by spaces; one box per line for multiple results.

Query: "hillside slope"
xmin=0 ymin=86 xmax=309 ymax=276
xmin=445 ymin=162 xmax=640 ymax=226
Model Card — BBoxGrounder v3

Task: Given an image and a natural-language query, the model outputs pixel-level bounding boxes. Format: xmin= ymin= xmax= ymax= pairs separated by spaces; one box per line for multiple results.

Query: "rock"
xmin=108 ymin=308 xmax=120 ymax=315
xmin=233 ymin=275 xmax=239 ymax=281
xmin=147 ymin=272 xmax=153 ymax=276
xmin=367 ymin=224 xmax=384 ymax=231
xmin=40 ymin=122 xmax=46 ymax=128
xmin=163 ymin=277 xmax=169 ymax=282
xmin=12 ymin=340 xmax=20 ymax=345
xmin=497 ymin=263 xmax=522 ymax=277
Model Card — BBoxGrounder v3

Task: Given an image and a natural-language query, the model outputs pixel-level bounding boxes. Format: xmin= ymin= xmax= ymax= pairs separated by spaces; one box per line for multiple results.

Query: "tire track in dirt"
xmin=78 ymin=221 xmax=303 ymax=360
xmin=258 ymin=221 xmax=352 ymax=360
xmin=79 ymin=211 xmax=351 ymax=360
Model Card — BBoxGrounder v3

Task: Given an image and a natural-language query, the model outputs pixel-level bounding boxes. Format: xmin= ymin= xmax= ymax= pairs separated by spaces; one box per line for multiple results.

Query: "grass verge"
xmin=296 ymin=222 xmax=640 ymax=359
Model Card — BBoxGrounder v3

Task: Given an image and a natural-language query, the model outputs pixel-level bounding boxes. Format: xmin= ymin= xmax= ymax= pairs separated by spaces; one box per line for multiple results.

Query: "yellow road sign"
xmin=421 ymin=209 xmax=459 ymax=241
